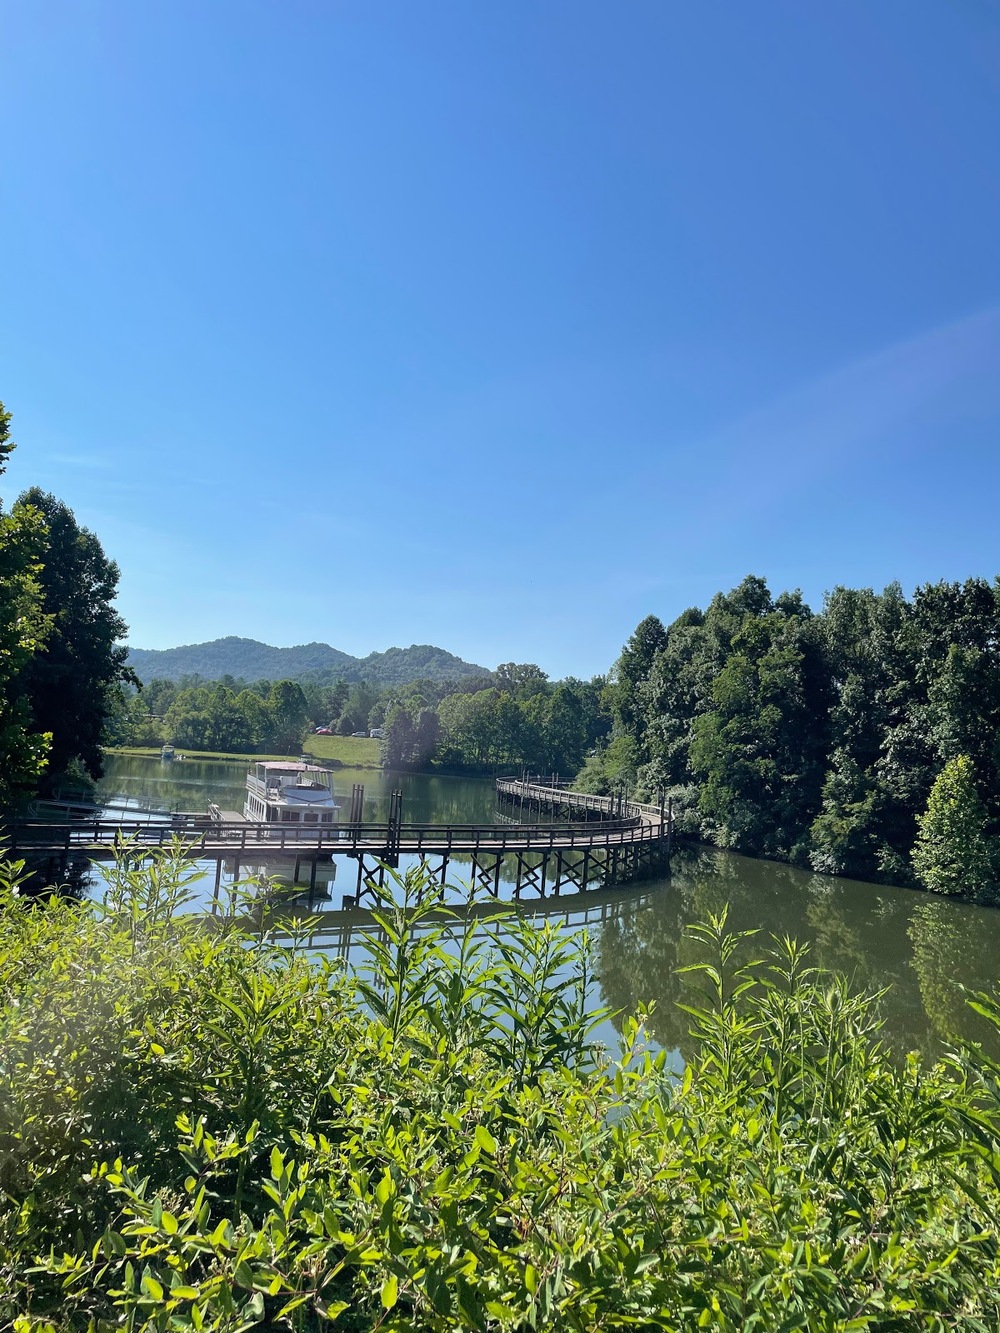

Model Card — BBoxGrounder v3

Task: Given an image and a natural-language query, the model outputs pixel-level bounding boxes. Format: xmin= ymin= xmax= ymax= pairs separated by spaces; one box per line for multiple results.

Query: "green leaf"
xmin=475 ymin=1124 xmax=498 ymax=1155
xmin=380 ymin=1274 xmax=399 ymax=1310
xmin=141 ymin=1271 xmax=164 ymax=1300
xmin=270 ymin=1145 xmax=284 ymax=1180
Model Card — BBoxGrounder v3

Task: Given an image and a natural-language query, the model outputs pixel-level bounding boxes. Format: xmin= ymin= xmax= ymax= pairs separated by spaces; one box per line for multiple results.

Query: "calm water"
xmin=91 ymin=755 xmax=1000 ymax=1062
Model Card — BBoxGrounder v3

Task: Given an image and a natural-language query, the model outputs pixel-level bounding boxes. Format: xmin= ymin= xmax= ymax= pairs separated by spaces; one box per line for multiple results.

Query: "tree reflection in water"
xmin=596 ymin=845 xmax=1000 ymax=1064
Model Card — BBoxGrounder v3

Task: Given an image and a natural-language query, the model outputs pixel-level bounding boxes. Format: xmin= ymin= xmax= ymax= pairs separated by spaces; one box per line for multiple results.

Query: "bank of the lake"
xmin=108 ymin=732 xmax=382 ymax=769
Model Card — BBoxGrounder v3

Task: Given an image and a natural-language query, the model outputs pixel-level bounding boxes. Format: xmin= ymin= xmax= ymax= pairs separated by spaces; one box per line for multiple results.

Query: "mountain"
xmin=126 ymin=637 xmax=493 ymax=687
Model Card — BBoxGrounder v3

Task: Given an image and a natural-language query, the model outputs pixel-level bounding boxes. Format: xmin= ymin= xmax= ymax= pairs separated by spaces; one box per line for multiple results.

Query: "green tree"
xmin=380 ymin=704 xmax=415 ymax=769
xmin=234 ymin=688 xmax=271 ymax=751
xmin=495 ymin=662 xmax=549 ymax=698
xmin=413 ymin=706 xmax=439 ymax=767
xmin=912 ymin=754 xmax=997 ymax=900
xmin=689 ymin=606 xmax=829 ymax=860
xmin=16 ymin=488 xmax=130 ymax=789
xmin=609 ymin=614 xmax=667 ymax=757
xmin=0 ymin=406 xmax=51 ymax=802
xmin=542 ymin=685 xmax=588 ymax=776
xmin=264 ymin=680 xmax=309 ymax=753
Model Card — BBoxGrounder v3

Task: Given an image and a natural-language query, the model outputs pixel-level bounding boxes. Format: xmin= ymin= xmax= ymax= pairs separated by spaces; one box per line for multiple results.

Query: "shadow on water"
xmin=596 ymin=845 xmax=1000 ymax=1065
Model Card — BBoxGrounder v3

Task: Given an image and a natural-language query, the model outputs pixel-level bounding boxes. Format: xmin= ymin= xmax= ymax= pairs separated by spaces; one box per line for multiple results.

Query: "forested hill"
xmin=126 ymin=637 xmax=492 ymax=687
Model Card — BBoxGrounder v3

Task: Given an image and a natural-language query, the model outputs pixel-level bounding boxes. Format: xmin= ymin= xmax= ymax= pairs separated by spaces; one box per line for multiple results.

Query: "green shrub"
xmin=2 ymin=848 xmax=1000 ymax=1329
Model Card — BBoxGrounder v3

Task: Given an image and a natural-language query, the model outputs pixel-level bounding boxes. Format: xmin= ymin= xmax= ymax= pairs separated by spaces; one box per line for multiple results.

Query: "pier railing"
xmin=7 ymin=814 xmax=662 ymax=859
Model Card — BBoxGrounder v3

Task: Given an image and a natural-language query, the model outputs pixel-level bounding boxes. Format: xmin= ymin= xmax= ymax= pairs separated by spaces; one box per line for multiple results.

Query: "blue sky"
xmin=2 ymin=1 xmax=999 ymax=678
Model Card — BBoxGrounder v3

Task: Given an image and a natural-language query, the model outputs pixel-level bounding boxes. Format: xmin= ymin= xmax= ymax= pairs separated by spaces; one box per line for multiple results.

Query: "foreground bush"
xmin=2 ymin=848 xmax=1000 ymax=1330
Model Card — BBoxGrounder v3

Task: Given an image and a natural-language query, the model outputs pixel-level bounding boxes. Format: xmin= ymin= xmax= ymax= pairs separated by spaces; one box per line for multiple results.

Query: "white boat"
xmin=161 ymin=744 xmax=175 ymax=760
xmin=243 ymin=761 xmax=341 ymax=839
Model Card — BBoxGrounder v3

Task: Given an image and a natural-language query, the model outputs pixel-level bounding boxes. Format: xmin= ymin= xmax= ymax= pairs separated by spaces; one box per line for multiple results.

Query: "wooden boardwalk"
xmin=10 ymin=777 xmax=672 ymax=903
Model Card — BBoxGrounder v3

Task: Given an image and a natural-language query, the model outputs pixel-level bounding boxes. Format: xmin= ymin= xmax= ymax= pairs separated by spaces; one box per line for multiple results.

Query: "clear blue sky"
xmin=3 ymin=1 xmax=999 ymax=678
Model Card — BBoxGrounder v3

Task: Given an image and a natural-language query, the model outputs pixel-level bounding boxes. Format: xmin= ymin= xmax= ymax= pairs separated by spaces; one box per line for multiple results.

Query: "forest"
xmin=112 ymin=665 xmax=611 ymax=780
xmin=126 ymin=637 xmax=490 ymax=688
xmin=583 ymin=575 xmax=1000 ymax=900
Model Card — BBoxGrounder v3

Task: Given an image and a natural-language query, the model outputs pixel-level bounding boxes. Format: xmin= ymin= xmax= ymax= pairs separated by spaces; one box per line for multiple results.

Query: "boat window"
xmin=281 ymin=810 xmax=299 ymax=823
xmin=303 ymin=812 xmax=318 ymax=823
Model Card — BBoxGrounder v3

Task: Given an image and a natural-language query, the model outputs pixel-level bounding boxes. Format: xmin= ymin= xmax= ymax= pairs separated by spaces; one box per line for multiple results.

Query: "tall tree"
xmin=912 ymin=755 xmax=997 ymax=901
xmin=610 ymin=614 xmax=668 ymax=753
xmin=380 ymin=705 xmax=415 ymax=770
xmin=17 ymin=489 xmax=130 ymax=788
xmin=495 ymin=663 xmax=549 ymax=698
xmin=264 ymin=680 xmax=309 ymax=753
xmin=0 ymin=408 xmax=50 ymax=802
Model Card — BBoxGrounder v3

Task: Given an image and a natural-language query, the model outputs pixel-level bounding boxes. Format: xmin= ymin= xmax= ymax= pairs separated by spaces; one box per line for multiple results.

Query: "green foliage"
xmin=116 ymin=670 xmax=609 ymax=777
xmin=154 ymin=680 xmax=311 ymax=755
xmin=435 ymin=678 xmax=608 ymax=775
xmin=0 ymin=401 xmax=135 ymax=804
xmin=0 ymin=501 xmax=51 ymax=803
xmin=595 ymin=575 xmax=1000 ymax=897
xmin=0 ymin=399 xmax=15 ymax=474
xmin=4 ymin=853 xmax=1000 ymax=1327
xmin=912 ymin=754 xmax=998 ymax=900
xmin=0 ymin=406 xmax=52 ymax=802
xmin=379 ymin=703 xmax=439 ymax=770
xmin=127 ymin=637 xmax=491 ymax=688
xmin=15 ymin=489 xmax=131 ymax=790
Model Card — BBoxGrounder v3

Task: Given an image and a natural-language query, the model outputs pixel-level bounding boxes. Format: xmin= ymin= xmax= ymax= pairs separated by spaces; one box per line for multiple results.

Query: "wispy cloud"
xmin=655 ymin=305 xmax=1000 ymax=531
xmin=48 ymin=452 xmax=116 ymax=470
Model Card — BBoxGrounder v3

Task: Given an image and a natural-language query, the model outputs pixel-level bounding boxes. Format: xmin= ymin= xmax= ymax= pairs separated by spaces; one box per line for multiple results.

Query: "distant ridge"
xmin=126 ymin=636 xmax=493 ymax=688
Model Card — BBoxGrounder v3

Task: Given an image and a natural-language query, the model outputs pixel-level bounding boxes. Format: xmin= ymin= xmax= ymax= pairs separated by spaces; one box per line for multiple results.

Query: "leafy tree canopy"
xmin=17 ymin=488 xmax=131 ymax=789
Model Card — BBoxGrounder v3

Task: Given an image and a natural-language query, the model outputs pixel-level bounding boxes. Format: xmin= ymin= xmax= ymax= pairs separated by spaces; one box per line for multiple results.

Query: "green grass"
xmin=303 ymin=732 xmax=381 ymax=767
xmin=108 ymin=736 xmax=383 ymax=768
xmin=109 ymin=746 xmax=306 ymax=765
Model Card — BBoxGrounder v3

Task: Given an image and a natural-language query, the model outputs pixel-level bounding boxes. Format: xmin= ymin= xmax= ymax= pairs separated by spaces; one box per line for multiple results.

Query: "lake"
xmin=92 ymin=753 xmax=1000 ymax=1062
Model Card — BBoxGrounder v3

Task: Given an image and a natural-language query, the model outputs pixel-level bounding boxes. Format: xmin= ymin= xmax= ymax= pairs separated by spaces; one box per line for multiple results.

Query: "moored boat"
xmin=243 ymin=761 xmax=341 ymax=839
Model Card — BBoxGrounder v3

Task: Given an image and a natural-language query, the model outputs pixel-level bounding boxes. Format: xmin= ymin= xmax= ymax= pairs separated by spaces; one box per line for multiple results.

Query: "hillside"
xmin=126 ymin=636 xmax=493 ymax=687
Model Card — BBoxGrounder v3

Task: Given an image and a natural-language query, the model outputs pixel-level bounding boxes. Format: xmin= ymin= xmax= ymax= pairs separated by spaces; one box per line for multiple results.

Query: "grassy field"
xmin=108 ymin=735 xmax=382 ymax=769
xmin=108 ymin=747 xmax=301 ymax=764
xmin=303 ymin=733 xmax=381 ymax=767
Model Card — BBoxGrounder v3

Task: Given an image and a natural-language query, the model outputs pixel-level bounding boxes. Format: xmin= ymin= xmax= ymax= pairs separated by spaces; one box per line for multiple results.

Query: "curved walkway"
xmin=10 ymin=777 xmax=673 ymax=901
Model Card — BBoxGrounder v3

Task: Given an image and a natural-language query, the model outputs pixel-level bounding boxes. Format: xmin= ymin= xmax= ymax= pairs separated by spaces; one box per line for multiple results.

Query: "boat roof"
xmin=254 ymin=761 xmax=329 ymax=774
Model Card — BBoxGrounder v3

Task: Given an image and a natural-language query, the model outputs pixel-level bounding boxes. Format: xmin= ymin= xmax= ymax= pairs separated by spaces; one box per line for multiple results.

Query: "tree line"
xmin=0 ymin=401 xmax=130 ymax=804
xmin=113 ymin=661 xmax=613 ymax=777
xmin=378 ymin=666 xmax=610 ymax=775
xmin=587 ymin=575 xmax=1000 ymax=901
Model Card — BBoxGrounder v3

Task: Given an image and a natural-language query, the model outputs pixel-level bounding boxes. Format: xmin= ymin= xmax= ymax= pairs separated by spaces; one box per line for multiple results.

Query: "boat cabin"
xmin=244 ymin=762 xmax=340 ymax=833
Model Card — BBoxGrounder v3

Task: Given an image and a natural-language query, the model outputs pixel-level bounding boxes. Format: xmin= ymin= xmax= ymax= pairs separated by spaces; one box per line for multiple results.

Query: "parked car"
xmin=314 ymin=727 xmax=332 ymax=735
xmin=351 ymin=731 xmax=368 ymax=738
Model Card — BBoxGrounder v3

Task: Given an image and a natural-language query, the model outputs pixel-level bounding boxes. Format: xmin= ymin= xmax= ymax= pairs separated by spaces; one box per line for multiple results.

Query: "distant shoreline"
xmin=105 ymin=742 xmax=384 ymax=771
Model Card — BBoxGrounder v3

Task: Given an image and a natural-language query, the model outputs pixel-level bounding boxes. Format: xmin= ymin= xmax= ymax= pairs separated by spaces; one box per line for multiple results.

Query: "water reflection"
xmin=96 ymin=756 xmax=508 ymax=826
xmin=596 ymin=847 xmax=1000 ymax=1062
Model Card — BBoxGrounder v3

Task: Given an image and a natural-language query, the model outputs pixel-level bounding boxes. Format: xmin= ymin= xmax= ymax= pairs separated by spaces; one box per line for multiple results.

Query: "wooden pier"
xmin=10 ymin=776 xmax=672 ymax=904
